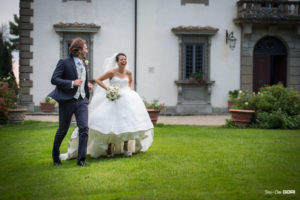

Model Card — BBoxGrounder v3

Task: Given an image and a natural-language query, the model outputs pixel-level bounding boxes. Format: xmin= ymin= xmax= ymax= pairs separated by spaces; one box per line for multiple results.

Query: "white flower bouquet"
xmin=106 ymin=85 xmax=120 ymax=101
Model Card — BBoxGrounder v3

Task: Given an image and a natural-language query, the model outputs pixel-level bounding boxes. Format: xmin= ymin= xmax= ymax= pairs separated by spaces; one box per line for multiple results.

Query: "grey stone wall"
xmin=19 ymin=0 xmax=34 ymax=110
xmin=241 ymin=25 xmax=300 ymax=91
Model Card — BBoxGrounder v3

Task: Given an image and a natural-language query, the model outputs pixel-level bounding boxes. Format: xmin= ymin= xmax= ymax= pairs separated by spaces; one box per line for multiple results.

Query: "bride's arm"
xmin=128 ymin=70 xmax=133 ymax=89
xmin=95 ymin=70 xmax=114 ymax=90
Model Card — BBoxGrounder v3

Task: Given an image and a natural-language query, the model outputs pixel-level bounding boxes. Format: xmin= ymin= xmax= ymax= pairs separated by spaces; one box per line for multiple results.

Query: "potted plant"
xmin=229 ymin=90 xmax=256 ymax=126
xmin=0 ymin=81 xmax=27 ymax=124
xmin=189 ymin=71 xmax=206 ymax=84
xmin=143 ymin=99 xmax=165 ymax=125
xmin=40 ymin=96 xmax=56 ymax=112
xmin=228 ymin=89 xmax=239 ymax=111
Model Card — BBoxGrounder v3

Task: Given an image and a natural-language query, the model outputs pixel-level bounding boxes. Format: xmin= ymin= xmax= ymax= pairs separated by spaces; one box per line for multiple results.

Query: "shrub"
xmin=0 ymin=81 xmax=17 ymax=109
xmin=256 ymin=84 xmax=300 ymax=115
xmin=256 ymin=110 xmax=300 ymax=129
xmin=0 ymin=97 xmax=8 ymax=124
xmin=253 ymin=83 xmax=300 ymax=129
xmin=231 ymin=90 xmax=256 ymax=110
xmin=228 ymin=83 xmax=300 ymax=129
xmin=228 ymin=89 xmax=239 ymax=102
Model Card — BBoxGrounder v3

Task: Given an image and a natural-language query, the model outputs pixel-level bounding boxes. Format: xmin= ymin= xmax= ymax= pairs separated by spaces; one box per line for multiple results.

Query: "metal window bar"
xmin=183 ymin=43 xmax=204 ymax=79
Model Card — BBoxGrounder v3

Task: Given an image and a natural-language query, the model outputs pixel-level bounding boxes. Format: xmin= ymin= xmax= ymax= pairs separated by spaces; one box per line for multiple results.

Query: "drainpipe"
xmin=134 ymin=0 xmax=137 ymax=91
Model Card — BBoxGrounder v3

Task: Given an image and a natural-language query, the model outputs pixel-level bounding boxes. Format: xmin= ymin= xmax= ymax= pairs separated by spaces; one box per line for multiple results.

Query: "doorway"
xmin=253 ymin=37 xmax=287 ymax=93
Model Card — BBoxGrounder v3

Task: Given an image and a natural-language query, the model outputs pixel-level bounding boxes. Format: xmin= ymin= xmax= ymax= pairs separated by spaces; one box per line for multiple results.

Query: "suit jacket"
xmin=48 ymin=56 xmax=90 ymax=103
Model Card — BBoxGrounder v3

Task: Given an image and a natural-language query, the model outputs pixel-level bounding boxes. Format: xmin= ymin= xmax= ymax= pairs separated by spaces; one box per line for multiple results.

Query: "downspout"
xmin=134 ymin=0 xmax=137 ymax=91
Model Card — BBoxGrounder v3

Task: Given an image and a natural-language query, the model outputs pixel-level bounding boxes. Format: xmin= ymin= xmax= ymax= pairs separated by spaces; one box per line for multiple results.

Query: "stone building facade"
xmin=234 ymin=0 xmax=300 ymax=92
xmin=19 ymin=0 xmax=300 ymax=114
xmin=19 ymin=0 xmax=34 ymax=107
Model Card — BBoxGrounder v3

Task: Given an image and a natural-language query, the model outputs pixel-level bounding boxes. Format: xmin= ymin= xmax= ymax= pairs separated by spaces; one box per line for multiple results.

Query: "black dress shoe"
xmin=53 ymin=160 xmax=62 ymax=166
xmin=77 ymin=161 xmax=89 ymax=167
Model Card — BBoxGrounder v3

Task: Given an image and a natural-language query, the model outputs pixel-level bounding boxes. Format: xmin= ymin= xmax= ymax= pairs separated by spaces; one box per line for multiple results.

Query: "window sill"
xmin=174 ymin=80 xmax=215 ymax=86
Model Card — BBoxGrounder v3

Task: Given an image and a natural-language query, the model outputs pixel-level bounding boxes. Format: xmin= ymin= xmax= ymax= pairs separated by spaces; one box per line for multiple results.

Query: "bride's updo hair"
xmin=116 ymin=53 xmax=126 ymax=62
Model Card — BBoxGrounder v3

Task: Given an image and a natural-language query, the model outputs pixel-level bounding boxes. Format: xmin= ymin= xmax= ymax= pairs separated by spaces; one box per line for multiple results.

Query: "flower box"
xmin=229 ymin=109 xmax=255 ymax=126
xmin=8 ymin=108 xmax=27 ymax=124
xmin=147 ymin=109 xmax=161 ymax=125
xmin=40 ymin=102 xmax=55 ymax=112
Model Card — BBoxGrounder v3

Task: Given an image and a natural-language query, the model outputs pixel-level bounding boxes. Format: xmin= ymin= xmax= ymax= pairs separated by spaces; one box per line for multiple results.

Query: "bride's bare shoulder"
xmin=126 ymin=69 xmax=132 ymax=75
xmin=106 ymin=69 xmax=117 ymax=75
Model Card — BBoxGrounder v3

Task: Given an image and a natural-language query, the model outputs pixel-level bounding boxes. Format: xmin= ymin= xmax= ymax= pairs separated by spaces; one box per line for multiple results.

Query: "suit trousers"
xmin=52 ymin=97 xmax=89 ymax=163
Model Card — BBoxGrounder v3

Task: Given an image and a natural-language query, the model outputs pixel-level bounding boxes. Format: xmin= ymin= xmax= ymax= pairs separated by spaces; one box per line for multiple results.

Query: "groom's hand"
xmin=74 ymin=79 xmax=83 ymax=86
xmin=88 ymin=83 xmax=94 ymax=90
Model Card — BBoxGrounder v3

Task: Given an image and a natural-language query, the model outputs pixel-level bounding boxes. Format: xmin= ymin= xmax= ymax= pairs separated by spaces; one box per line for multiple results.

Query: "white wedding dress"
xmin=60 ymin=76 xmax=154 ymax=160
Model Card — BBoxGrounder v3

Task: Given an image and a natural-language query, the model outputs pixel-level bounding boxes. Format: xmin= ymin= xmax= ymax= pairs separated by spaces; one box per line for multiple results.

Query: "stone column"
xmin=19 ymin=0 xmax=34 ymax=110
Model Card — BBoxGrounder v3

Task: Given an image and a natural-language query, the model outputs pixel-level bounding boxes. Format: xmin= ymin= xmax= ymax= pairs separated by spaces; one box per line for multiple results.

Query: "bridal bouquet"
xmin=106 ymin=85 xmax=120 ymax=101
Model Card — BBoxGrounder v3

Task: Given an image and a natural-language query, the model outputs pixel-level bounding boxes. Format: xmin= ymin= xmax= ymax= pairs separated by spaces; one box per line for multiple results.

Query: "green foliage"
xmin=0 ymin=14 xmax=19 ymax=92
xmin=143 ymin=99 xmax=165 ymax=110
xmin=0 ymin=72 xmax=18 ymax=94
xmin=0 ymin=81 xmax=8 ymax=123
xmin=0 ymin=81 xmax=17 ymax=109
xmin=225 ymin=119 xmax=239 ymax=128
xmin=256 ymin=83 xmax=300 ymax=115
xmin=228 ymin=89 xmax=239 ymax=102
xmin=9 ymin=14 xmax=19 ymax=51
xmin=256 ymin=111 xmax=300 ymax=129
xmin=190 ymin=71 xmax=205 ymax=82
xmin=253 ymin=83 xmax=300 ymax=129
xmin=230 ymin=83 xmax=300 ymax=129
xmin=231 ymin=90 xmax=256 ymax=110
xmin=0 ymin=41 xmax=13 ymax=77
xmin=0 ymin=97 xmax=8 ymax=124
xmin=44 ymin=96 xmax=56 ymax=104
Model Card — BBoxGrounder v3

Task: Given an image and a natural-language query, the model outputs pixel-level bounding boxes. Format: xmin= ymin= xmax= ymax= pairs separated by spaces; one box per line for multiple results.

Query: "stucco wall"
xmin=31 ymin=0 xmax=241 ymax=110
xmin=136 ymin=0 xmax=240 ymax=108
xmin=32 ymin=0 xmax=135 ymax=105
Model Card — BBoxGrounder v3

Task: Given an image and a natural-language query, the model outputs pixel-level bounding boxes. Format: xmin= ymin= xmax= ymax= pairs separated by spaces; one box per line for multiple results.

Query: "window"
xmin=180 ymin=36 xmax=208 ymax=81
xmin=62 ymin=33 xmax=92 ymax=77
xmin=172 ymin=26 xmax=218 ymax=112
xmin=62 ymin=33 xmax=90 ymax=59
xmin=183 ymin=43 xmax=204 ymax=79
xmin=171 ymin=26 xmax=218 ymax=82
xmin=53 ymin=23 xmax=100 ymax=80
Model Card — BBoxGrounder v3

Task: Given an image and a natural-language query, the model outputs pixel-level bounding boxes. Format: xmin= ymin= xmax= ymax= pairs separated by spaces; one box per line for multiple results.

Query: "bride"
xmin=60 ymin=53 xmax=154 ymax=160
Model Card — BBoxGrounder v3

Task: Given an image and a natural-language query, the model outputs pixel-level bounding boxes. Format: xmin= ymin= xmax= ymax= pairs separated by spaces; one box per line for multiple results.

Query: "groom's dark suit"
xmin=49 ymin=56 xmax=90 ymax=165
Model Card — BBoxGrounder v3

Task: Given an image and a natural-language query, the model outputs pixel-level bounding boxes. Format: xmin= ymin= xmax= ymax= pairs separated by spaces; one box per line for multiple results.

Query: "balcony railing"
xmin=235 ymin=0 xmax=300 ymax=23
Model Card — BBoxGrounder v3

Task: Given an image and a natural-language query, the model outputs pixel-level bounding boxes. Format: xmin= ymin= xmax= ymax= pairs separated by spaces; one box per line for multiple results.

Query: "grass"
xmin=0 ymin=121 xmax=299 ymax=200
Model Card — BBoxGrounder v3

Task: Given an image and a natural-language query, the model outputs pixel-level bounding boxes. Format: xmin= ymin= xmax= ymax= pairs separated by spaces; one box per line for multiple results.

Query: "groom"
xmin=49 ymin=37 xmax=93 ymax=167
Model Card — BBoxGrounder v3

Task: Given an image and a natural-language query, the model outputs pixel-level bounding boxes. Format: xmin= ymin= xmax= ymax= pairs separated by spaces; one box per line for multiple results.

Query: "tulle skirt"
xmin=60 ymin=87 xmax=154 ymax=160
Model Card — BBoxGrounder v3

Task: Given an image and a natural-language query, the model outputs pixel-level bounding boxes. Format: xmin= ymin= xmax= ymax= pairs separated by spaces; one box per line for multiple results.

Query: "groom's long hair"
xmin=69 ymin=37 xmax=86 ymax=57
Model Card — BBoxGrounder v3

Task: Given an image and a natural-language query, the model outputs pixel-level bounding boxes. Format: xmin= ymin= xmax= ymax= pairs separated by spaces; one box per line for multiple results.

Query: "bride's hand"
xmin=95 ymin=70 xmax=113 ymax=90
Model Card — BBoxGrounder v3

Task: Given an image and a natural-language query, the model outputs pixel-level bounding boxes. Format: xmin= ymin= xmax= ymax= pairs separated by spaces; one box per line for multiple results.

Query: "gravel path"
xmin=25 ymin=114 xmax=230 ymax=126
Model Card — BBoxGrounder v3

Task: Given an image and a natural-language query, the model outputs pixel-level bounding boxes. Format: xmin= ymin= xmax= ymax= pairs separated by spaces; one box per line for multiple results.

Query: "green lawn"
xmin=0 ymin=121 xmax=299 ymax=200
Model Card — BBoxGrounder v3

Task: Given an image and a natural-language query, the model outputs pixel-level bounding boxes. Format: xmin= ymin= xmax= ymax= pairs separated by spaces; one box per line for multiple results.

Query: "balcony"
xmin=234 ymin=0 xmax=300 ymax=24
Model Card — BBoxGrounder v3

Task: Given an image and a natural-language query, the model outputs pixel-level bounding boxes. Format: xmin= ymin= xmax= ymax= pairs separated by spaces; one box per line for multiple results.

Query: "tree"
xmin=0 ymin=41 xmax=12 ymax=77
xmin=9 ymin=14 xmax=19 ymax=51
xmin=0 ymin=14 xmax=19 ymax=91
xmin=0 ymin=33 xmax=3 ymax=53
